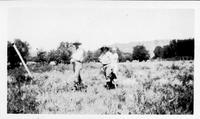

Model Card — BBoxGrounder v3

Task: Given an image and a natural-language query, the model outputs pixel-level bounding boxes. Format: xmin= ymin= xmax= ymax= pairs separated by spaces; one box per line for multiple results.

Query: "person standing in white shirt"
xmin=99 ymin=46 xmax=112 ymax=79
xmin=70 ymin=42 xmax=85 ymax=84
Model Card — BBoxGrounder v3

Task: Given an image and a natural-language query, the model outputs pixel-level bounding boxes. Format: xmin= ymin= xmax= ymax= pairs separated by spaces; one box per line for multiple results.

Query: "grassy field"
xmin=7 ymin=60 xmax=194 ymax=114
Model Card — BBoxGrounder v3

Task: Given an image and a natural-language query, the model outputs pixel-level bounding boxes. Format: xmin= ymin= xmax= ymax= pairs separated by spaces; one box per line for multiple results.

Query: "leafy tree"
xmin=162 ymin=45 xmax=171 ymax=58
xmin=176 ymin=39 xmax=194 ymax=58
xmin=36 ymin=49 xmax=47 ymax=65
xmin=93 ymin=49 xmax=101 ymax=62
xmin=84 ymin=51 xmax=94 ymax=62
xmin=115 ymin=48 xmax=133 ymax=62
xmin=153 ymin=38 xmax=194 ymax=60
xmin=7 ymin=39 xmax=30 ymax=69
xmin=132 ymin=45 xmax=150 ymax=62
xmin=47 ymin=50 xmax=59 ymax=64
xmin=116 ymin=48 xmax=124 ymax=62
xmin=169 ymin=40 xmax=177 ymax=57
xmin=45 ymin=42 xmax=73 ymax=64
xmin=123 ymin=52 xmax=133 ymax=62
xmin=153 ymin=46 xmax=163 ymax=58
xmin=56 ymin=42 xmax=73 ymax=64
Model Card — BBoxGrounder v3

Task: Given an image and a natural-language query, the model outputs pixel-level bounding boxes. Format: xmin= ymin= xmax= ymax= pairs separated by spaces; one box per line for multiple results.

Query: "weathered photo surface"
xmin=7 ymin=6 xmax=194 ymax=114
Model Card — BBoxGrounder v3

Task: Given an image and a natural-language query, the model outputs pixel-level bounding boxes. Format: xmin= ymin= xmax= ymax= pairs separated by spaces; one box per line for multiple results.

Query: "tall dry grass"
xmin=7 ymin=61 xmax=193 ymax=114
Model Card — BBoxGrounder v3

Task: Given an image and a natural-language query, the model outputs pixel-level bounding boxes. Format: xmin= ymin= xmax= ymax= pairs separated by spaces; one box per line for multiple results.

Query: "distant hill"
xmin=111 ymin=40 xmax=171 ymax=58
xmin=29 ymin=40 xmax=171 ymax=58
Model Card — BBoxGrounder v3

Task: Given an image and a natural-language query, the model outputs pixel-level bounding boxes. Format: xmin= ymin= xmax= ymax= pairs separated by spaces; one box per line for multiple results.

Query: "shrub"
xmin=7 ymin=39 xmax=30 ymax=69
xmin=35 ymin=49 xmax=48 ymax=65
xmin=171 ymin=63 xmax=180 ymax=70
xmin=55 ymin=42 xmax=73 ymax=64
xmin=47 ymin=50 xmax=59 ymax=64
xmin=153 ymin=46 xmax=163 ymax=58
xmin=132 ymin=45 xmax=150 ymax=62
xmin=153 ymin=38 xmax=194 ymax=60
xmin=7 ymin=67 xmax=39 ymax=113
xmin=84 ymin=51 xmax=95 ymax=63
xmin=30 ymin=63 xmax=53 ymax=73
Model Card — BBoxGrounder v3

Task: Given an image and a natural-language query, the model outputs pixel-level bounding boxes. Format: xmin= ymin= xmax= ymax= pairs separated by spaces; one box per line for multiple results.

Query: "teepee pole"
xmin=12 ymin=43 xmax=32 ymax=78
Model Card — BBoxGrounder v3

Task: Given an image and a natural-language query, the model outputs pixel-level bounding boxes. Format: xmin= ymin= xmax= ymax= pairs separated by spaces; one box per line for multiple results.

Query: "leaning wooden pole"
xmin=12 ymin=43 xmax=33 ymax=78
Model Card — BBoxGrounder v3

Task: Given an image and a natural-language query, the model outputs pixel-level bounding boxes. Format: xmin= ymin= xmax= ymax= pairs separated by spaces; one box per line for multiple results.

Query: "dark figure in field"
xmin=105 ymin=70 xmax=117 ymax=89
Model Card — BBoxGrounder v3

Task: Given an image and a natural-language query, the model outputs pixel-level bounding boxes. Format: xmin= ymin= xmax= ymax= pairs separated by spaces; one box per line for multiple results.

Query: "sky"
xmin=7 ymin=7 xmax=194 ymax=55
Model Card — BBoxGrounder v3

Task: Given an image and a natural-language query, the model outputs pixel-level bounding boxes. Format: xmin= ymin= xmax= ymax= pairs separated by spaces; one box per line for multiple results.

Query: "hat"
xmin=73 ymin=42 xmax=82 ymax=46
xmin=100 ymin=46 xmax=109 ymax=52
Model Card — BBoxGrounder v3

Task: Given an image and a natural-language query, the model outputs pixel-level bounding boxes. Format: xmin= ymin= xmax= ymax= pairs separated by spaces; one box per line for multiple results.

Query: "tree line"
xmin=7 ymin=38 xmax=194 ymax=69
xmin=153 ymin=38 xmax=194 ymax=60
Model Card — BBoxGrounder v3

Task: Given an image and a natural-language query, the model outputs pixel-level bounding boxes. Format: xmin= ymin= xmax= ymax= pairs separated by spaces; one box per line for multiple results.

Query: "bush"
xmin=47 ymin=50 xmax=59 ymax=64
xmin=83 ymin=49 xmax=101 ymax=63
xmin=45 ymin=42 xmax=73 ymax=64
xmin=116 ymin=48 xmax=132 ymax=62
xmin=7 ymin=67 xmax=39 ymax=113
xmin=29 ymin=63 xmax=53 ymax=73
xmin=153 ymin=38 xmax=194 ymax=60
xmin=35 ymin=49 xmax=47 ymax=65
xmin=84 ymin=51 xmax=95 ymax=63
xmin=7 ymin=39 xmax=30 ymax=69
xmin=132 ymin=45 xmax=150 ymax=62
xmin=153 ymin=46 xmax=163 ymax=59
xmin=56 ymin=42 xmax=73 ymax=64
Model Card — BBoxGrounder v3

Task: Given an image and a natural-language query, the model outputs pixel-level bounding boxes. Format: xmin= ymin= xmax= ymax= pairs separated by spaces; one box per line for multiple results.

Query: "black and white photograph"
xmin=1 ymin=1 xmax=200 ymax=119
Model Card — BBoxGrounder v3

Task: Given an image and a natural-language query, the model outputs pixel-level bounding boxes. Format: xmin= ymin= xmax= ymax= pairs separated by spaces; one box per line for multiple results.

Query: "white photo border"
xmin=0 ymin=1 xmax=200 ymax=119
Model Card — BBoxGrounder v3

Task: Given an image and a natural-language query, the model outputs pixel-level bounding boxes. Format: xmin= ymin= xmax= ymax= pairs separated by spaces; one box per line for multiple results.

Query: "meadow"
xmin=7 ymin=60 xmax=194 ymax=114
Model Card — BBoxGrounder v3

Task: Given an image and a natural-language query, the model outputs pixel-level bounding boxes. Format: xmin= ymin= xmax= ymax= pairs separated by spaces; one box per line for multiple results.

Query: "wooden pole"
xmin=12 ymin=43 xmax=33 ymax=78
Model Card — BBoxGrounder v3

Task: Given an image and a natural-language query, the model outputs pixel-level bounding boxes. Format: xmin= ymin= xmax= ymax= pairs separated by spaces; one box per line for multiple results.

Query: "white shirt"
xmin=71 ymin=48 xmax=85 ymax=62
xmin=111 ymin=53 xmax=118 ymax=64
xmin=99 ymin=51 xmax=112 ymax=65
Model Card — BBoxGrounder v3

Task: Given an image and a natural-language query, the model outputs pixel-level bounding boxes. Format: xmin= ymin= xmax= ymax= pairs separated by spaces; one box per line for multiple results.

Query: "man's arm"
xmin=99 ymin=55 xmax=103 ymax=63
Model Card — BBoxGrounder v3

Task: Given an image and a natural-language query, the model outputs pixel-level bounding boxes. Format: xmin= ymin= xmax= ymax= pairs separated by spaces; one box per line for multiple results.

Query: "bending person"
xmin=99 ymin=46 xmax=112 ymax=79
xmin=110 ymin=47 xmax=119 ymax=79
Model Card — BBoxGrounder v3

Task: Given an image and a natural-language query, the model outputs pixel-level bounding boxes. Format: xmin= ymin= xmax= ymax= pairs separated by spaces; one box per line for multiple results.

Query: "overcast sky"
xmin=7 ymin=7 xmax=194 ymax=54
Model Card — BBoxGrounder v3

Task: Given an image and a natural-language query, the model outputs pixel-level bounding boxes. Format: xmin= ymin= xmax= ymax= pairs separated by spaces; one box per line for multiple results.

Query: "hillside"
xmin=111 ymin=40 xmax=171 ymax=58
xmin=29 ymin=40 xmax=171 ymax=58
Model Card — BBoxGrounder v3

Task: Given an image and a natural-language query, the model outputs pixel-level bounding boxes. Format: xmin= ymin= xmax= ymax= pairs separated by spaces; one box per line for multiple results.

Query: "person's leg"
xmin=103 ymin=66 xmax=108 ymax=79
xmin=74 ymin=62 xmax=78 ymax=83
xmin=75 ymin=62 xmax=82 ymax=84
xmin=72 ymin=62 xmax=75 ymax=73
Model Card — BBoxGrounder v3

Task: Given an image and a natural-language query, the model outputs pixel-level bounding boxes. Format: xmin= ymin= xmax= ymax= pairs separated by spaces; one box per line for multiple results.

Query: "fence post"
xmin=12 ymin=43 xmax=33 ymax=78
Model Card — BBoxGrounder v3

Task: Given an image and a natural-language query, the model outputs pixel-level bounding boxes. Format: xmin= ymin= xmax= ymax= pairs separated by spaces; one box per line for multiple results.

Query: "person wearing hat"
xmin=70 ymin=42 xmax=85 ymax=84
